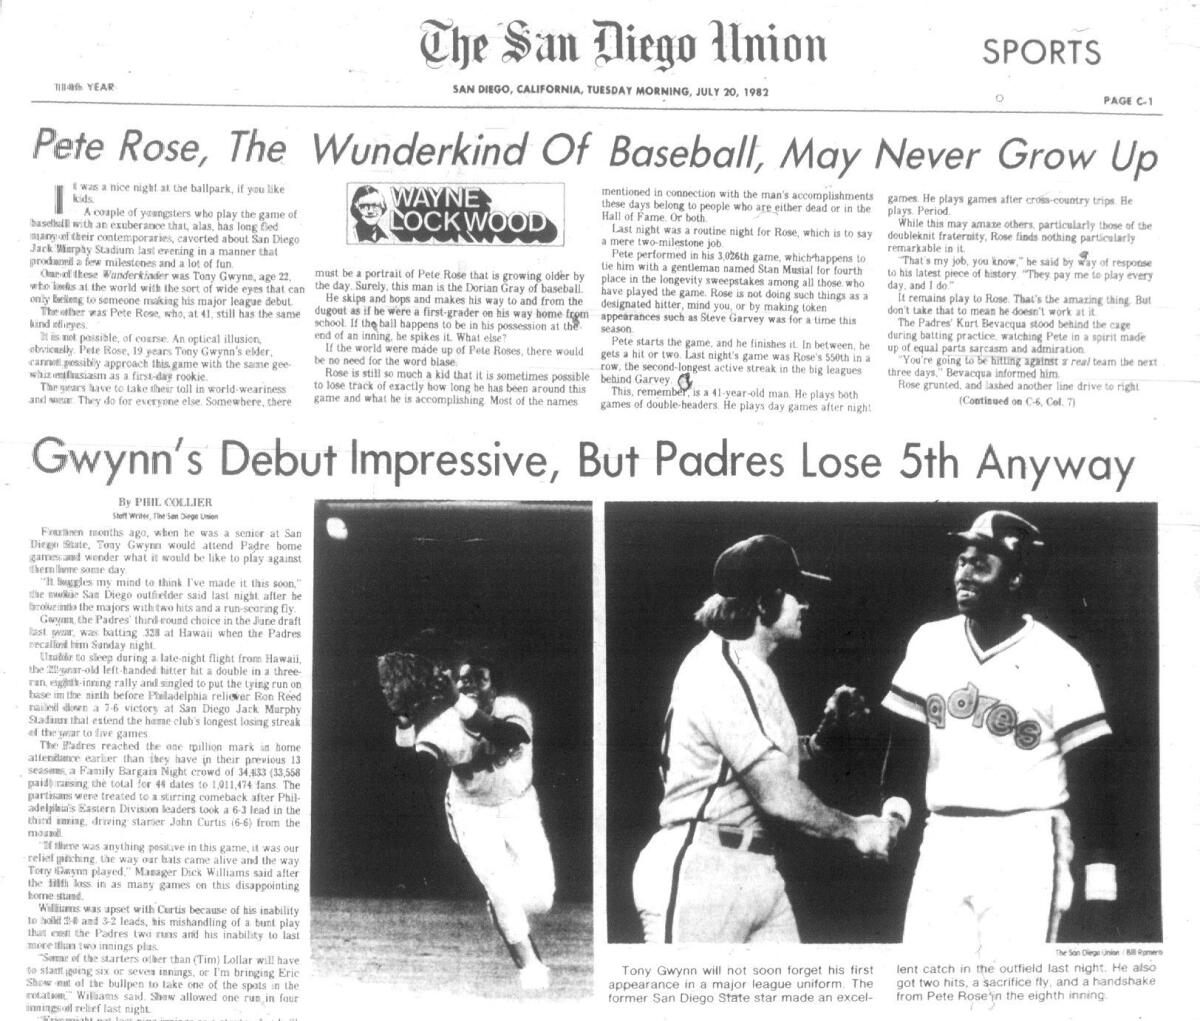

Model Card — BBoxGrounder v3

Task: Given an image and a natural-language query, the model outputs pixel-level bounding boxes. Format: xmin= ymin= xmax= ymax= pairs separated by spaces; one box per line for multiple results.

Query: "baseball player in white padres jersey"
xmin=398 ymin=662 xmax=555 ymax=990
xmin=633 ymin=534 xmax=897 ymax=944
xmin=882 ymin=511 xmax=1116 ymax=952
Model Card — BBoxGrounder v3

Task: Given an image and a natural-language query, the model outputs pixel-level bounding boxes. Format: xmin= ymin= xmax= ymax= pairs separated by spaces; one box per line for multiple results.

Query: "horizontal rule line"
xmin=29 ymin=100 xmax=1163 ymax=117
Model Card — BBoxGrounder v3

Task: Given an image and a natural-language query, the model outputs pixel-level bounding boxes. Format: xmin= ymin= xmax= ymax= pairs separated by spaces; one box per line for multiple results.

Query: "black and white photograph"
xmin=606 ymin=502 xmax=1160 ymax=949
xmin=311 ymin=500 xmax=593 ymax=997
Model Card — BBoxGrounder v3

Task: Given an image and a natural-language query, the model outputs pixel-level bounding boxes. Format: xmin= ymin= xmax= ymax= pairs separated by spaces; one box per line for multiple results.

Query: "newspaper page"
xmin=2 ymin=0 xmax=1196 ymax=1018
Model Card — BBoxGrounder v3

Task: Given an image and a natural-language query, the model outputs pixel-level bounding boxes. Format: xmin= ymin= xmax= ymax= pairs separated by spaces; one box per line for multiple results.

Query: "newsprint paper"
xmin=2 ymin=1 xmax=1197 ymax=1018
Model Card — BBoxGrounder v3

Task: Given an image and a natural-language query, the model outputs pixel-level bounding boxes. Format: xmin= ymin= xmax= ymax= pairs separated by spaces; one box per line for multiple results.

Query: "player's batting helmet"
xmin=952 ymin=510 xmax=1044 ymax=561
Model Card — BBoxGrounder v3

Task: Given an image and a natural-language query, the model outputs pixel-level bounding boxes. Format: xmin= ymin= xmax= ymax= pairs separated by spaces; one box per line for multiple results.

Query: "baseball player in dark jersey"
xmin=632 ymin=534 xmax=897 ymax=943
xmin=881 ymin=510 xmax=1118 ymax=951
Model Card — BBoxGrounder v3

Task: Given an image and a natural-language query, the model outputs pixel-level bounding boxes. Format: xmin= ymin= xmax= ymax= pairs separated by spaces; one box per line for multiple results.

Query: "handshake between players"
xmin=811 ymin=684 xmax=910 ymax=863
xmin=633 ymin=535 xmax=909 ymax=944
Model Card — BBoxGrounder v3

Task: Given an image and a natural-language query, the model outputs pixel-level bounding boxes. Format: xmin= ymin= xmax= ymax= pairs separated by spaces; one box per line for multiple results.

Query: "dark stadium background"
xmin=311 ymin=501 xmax=592 ymax=905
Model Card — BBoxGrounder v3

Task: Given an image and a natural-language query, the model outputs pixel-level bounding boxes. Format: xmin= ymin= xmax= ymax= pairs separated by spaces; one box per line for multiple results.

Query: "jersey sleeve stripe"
xmin=721 ymin=640 xmax=769 ymax=739
xmin=882 ymin=684 xmax=927 ymax=723
xmin=1057 ymin=714 xmax=1112 ymax=754
xmin=1056 ymin=712 xmax=1107 ymax=741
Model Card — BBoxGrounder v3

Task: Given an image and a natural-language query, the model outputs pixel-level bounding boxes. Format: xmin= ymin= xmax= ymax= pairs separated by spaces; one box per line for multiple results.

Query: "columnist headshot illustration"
xmin=311 ymin=501 xmax=592 ymax=998
xmin=349 ymin=185 xmax=391 ymax=242
xmin=607 ymin=503 xmax=1160 ymax=950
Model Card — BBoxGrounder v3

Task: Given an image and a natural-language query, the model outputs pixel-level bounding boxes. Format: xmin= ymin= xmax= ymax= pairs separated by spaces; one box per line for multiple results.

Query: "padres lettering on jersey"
xmin=882 ymin=616 xmax=1111 ymax=813
xmin=657 ymin=633 xmax=800 ymax=831
xmin=925 ymin=681 xmax=1044 ymax=750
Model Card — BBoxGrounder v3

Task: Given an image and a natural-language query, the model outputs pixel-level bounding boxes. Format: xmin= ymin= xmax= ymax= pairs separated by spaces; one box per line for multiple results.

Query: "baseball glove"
xmin=810 ymin=684 xmax=871 ymax=756
xmin=376 ymin=650 xmax=457 ymax=728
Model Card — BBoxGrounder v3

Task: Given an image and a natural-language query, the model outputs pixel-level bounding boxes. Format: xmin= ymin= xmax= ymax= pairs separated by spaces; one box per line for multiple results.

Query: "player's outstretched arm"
xmin=740 ymin=750 xmax=894 ymax=860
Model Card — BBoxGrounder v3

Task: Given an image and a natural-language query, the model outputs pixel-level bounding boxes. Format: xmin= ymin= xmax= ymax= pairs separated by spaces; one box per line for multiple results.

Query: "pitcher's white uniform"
xmin=399 ymin=694 xmax=554 ymax=945
xmin=633 ymin=632 xmax=802 ymax=943
xmin=882 ymin=614 xmax=1110 ymax=949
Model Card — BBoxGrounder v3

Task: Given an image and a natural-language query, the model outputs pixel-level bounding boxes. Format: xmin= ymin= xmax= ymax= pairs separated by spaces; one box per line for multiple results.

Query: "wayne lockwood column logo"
xmin=347 ymin=182 xmax=563 ymax=245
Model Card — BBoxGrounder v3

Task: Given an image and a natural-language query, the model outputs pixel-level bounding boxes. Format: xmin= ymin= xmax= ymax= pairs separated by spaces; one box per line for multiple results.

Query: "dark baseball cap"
xmin=713 ymin=534 xmax=830 ymax=599
xmin=952 ymin=510 xmax=1045 ymax=559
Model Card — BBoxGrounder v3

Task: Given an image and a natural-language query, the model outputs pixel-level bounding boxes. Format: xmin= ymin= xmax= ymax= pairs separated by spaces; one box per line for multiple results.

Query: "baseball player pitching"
xmin=880 ymin=510 xmax=1117 ymax=951
xmin=632 ymin=534 xmax=897 ymax=944
xmin=379 ymin=648 xmax=556 ymax=991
